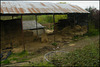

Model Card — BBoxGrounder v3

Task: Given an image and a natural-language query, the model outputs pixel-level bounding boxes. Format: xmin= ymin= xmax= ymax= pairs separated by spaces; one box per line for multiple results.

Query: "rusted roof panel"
xmin=1 ymin=1 xmax=89 ymax=14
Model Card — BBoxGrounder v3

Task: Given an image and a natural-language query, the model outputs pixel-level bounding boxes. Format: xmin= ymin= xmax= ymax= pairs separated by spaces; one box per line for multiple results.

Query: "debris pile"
xmin=41 ymin=34 xmax=48 ymax=43
xmin=61 ymin=25 xmax=87 ymax=36
xmin=55 ymin=19 xmax=87 ymax=37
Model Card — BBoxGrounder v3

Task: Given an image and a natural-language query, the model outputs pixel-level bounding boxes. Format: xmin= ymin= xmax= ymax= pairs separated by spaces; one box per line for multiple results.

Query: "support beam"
xmin=53 ymin=14 xmax=55 ymax=42
xmin=67 ymin=14 xmax=68 ymax=19
xmin=21 ymin=15 xmax=25 ymax=51
xmin=74 ymin=14 xmax=76 ymax=26
xmin=86 ymin=14 xmax=89 ymax=33
xmin=35 ymin=15 xmax=38 ymax=36
xmin=12 ymin=16 xmax=14 ymax=19
xmin=10 ymin=16 xmax=14 ymax=49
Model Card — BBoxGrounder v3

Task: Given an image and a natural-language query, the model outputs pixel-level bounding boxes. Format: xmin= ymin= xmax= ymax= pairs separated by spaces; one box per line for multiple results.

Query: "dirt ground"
xmin=1 ymin=25 xmax=87 ymax=52
xmin=11 ymin=33 xmax=73 ymax=54
xmin=2 ymin=35 xmax=99 ymax=66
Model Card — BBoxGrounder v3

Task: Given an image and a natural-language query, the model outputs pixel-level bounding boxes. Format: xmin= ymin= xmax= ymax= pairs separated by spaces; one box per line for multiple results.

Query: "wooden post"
xmin=87 ymin=14 xmax=89 ymax=33
xmin=35 ymin=15 xmax=38 ymax=36
xmin=21 ymin=15 xmax=25 ymax=51
xmin=75 ymin=14 xmax=77 ymax=25
xmin=74 ymin=14 xmax=76 ymax=26
xmin=53 ymin=14 xmax=55 ymax=42
xmin=11 ymin=16 xmax=14 ymax=49
xmin=12 ymin=16 xmax=14 ymax=19
xmin=67 ymin=13 xmax=69 ymax=19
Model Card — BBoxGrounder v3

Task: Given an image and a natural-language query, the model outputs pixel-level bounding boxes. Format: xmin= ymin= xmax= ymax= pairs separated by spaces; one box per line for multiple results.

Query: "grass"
xmin=50 ymin=41 xmax=99 ymax=66
xmin=1 ymin=59 xmax=10 ymax=64
xmin=52 ymin=42 xmax=57 ymax=46
xmin=9 ymin=50 xmax=28 ymax=58
xmin=27 ymin=40 xmax=99 ymax=66
xmin=1 ymin=50 xmax=29 ymax=64
xmin=23 ymin=61 xmax=55 ymax=67
xmin=35 ymin=62 xmax=55 ymax=67
xmin=1 ymin=15 xmax=99 ymax=66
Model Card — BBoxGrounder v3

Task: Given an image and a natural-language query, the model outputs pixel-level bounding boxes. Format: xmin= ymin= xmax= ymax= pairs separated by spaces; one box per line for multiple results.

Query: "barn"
xmin=1 ymin=1 xmax=89 ymax=51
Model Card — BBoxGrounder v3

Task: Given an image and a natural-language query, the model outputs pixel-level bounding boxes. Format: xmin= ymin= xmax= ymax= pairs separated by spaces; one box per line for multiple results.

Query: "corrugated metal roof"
xmin=1 ymin=1 xmax=89 ymax=14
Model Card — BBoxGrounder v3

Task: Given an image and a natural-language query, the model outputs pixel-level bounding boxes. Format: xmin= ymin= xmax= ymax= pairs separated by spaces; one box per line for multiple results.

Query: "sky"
xmin=61 ymin=1 xmax=99 ymax=10
xmin=1 ymin=1 xmax=99 ymax=10
xmin=32 ymin=1 xmax=99 ymax=10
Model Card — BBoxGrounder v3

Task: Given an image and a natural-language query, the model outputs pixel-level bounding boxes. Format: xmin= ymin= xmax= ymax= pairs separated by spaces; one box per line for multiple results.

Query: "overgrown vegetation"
xmin=1 ymin=50 xmax=29 ymax=64
xmin=1 ymin=15 xmax=35 ymax=21
xmin=85 ymin=22 xmax=99 ymax=36
xmin=1 ymin=6 xmax=99 ymax=66
xmin=52 ymin=42 xmax=57 ymax=46
xmin=30 ymin=41 xmax=99 ymax=66
xmin=53 ymin=42 xmax=99 ymax=66
xmin=23 ymin=62 xmax=55 ymax=67
xmin=86 ymin=7 xmax=99 ymax=29
xmin=38 ymin=15 xmax=67 ymax=24
xmin=85 ymin=7 xmax=99 ymax=36
xmin=1 ymin=15 xmax=67 ymax=24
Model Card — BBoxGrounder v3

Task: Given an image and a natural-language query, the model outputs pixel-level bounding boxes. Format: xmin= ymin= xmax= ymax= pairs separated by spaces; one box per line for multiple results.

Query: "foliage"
xmin=72 ymin=36 xmax=79 ymax=40
xmin=38 ymin=15 xmax=67 ymax=24
xmin=24 ymin=39 xmax=99 ymax=66
xmin=85 ymin=7 xmax=100 ymax=29
xmin=23 ymin=62 xmax=55 ymax=67
xmin=55 ymin=15 xmax=67 ymax=23
xmin=1 ymin=14 xmax=67 ymax=25
xmin=10 ymin=50 xmax=28 ymax=57
xmin=1 ymin=15 xmax=35 ymax=21
xmin=84 ymin=21 xmax=99 ymax=36
xmin=87 ymin=28 xmax=99 ymax=36
xmin=37 ymin=15 xmax=53 ymax=24
xmin=35 ymin=62 xmax=55 ymax=67
xmin=1 ymin=16 xmax=12 ymax=20
xmin=50 ymin=42 xmax=99 ymax=66
xmin=84 ymin=7 xmax=100 ymax=36
xmin=52 ymin=42 xmax=57 ymax=46
xmin=22 ymin=15 xmax=35 ymax=21
xmin=1 ymin=50 xmax=29 ymax=64
xmin=1 ymin=59 xmax=10 ymax=64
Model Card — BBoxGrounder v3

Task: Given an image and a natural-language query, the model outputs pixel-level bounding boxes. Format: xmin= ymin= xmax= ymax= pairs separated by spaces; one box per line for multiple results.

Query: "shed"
xmin=1 ymin=1 xmax=89 ymax=50
xmin=1 ymin=2 xmax=89 ymax=14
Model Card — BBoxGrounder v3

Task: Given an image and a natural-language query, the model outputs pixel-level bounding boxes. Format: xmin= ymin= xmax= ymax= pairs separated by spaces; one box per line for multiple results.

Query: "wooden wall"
xmin=1 ymin=19 xmax=22 ymax=49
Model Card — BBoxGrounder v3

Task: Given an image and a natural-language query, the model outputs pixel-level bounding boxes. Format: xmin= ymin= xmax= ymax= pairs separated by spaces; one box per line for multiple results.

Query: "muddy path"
xmin=60 ymin=35 xmax=99 ymax=52
xmin=3 ymin=35 xmax=99 ymax=66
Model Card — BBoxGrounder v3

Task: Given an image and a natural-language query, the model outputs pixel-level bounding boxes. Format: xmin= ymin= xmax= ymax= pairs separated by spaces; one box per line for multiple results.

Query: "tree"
xmin=85 ymin=7 xmax=99 ymax=29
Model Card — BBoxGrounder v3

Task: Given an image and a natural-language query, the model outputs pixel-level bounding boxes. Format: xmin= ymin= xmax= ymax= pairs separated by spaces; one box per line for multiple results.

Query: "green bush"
xmin=52 ymin=42 xmax=57 ymax=46
xmin=85 ymin=22 xmax=99 ymax=36
xmin=38 ymin=15 xmax=67 ymax=24
xmin=88 ymin=29 xmax=99 ymax=36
